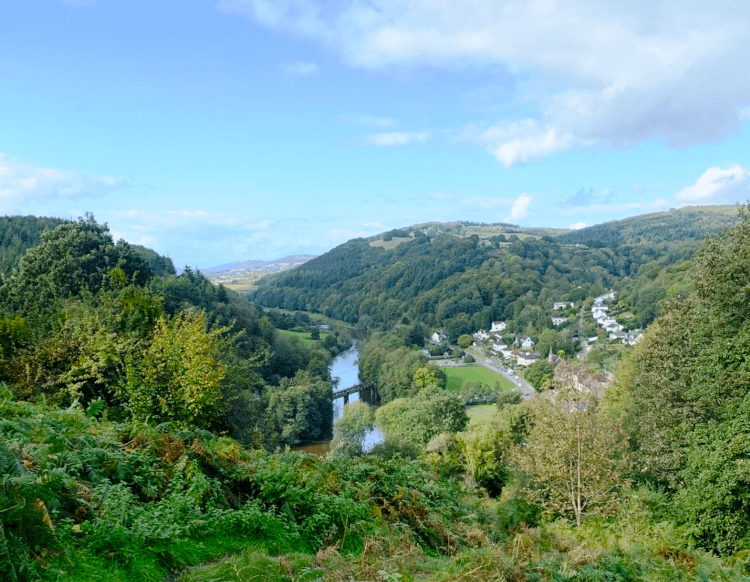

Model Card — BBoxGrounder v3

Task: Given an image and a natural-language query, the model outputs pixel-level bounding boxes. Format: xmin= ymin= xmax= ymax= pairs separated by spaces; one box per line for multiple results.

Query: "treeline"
xmin=0 ymin=214 xmax=345 ymax=449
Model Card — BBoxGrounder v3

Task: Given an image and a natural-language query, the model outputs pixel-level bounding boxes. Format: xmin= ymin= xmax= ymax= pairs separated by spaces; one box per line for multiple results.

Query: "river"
xmin=295 ymin=346 xmax=383 ymax=455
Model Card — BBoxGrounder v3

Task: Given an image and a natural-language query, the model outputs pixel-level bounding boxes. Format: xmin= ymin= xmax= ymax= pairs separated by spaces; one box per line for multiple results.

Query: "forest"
xmin=4 ymin=209 xmax=750 ymax=581
xmin=250 ymin=206 xmax=740 ymax=341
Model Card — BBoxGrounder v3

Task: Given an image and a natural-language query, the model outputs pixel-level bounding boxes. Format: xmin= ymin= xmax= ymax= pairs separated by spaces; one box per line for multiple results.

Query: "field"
xmin=369 ymin=235 xmax=413 ymax=250
xmin=265 ymin=308 xmax=356 ymax=329
xmin=277 ymin=329 xmax=330 ymax=347
xmin=466 ymin=404 xmax=497 ymax=425
xmin=443 ymin=365 xmax=515 ymax=392
xmin=224 ymin=282 xmax=259 ymax=292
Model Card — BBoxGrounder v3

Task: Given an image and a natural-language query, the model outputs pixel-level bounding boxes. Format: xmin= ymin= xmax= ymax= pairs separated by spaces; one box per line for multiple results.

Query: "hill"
xmin=554 ymin=204 xmax=740 ymax=247
xmin=249 ymin=209 xmax=740 ymax=338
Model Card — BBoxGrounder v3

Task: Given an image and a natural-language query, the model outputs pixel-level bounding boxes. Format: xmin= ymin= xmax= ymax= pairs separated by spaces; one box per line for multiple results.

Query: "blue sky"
xmin=2 ymin=0 xmax=750 ymax=268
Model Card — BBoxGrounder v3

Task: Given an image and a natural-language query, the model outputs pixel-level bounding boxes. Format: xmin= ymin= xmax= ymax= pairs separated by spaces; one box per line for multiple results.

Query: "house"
xmin=473 ymin=329 xmax=489 ymax=341
xmin=553 ymin=301 xmax=573 ymax=310
xmin=609 ymin=330 xmax=627 ymax=340
xmin=624 ymin=331 xmax=644 ymax=346
xmin=500 ymin=345 xmax=514 ymax=359
xmin=551 ymin=317 xmax=567 ymax=326
xmin=491 ymin=341 xmax=508 ymax=354
xmin=491 ymin=321 xmax=507 ymax=332
xmin=517 ymin=352 xmax=542 ymax=366
xmin=519 ymin=337 xmax=535 ymax=350
xmin=430 ymin=331 xmax=447 ymax=344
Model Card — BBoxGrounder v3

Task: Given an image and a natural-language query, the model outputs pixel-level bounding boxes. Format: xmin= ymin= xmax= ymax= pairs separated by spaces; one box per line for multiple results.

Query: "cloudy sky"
xmin=2 ymin=1 xmax=750 ymax=268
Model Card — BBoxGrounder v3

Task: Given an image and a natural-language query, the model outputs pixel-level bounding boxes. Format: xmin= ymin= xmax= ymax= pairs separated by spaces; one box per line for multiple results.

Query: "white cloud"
xmin=505 ymin=193 xmax=532 ymax=222
xmin=483 ymin=122 xmax=578 ymax=167
xmin=219 ymin=0 xmax=750 ymax=163
xmin=569 ymin=221 xmax=589 ymax=230
xmin=61 ymin=0 xmax=96 ymax=6
xmin=364 ymin=131 xmax=429 ymax=146
xmin=281 ymin=61 xmax=319 ymax=76
xmin=430 ymin=192 xmax=453 ymax=201
xmin=0 ymin=153 xmax=127 ymax=210
xmin=675 ymin=164 xmax=750 ymax=204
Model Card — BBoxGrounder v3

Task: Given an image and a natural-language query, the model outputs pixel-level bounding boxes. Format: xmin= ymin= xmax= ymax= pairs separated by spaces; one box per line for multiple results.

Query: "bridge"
xmin=332 ymin=382 xmax=378 ymax=405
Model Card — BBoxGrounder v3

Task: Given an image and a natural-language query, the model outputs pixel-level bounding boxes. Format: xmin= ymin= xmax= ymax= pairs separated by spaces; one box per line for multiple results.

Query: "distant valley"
xmin=201 ymin=254 xmax=317 ymax=289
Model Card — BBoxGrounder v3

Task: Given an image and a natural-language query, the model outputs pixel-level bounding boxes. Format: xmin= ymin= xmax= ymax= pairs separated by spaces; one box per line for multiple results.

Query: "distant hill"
xmin=249 ymin=209 xmax=744 ymax=336
xmin=554 ymin=205 xmax=740 ymax=247
xmin=201 ymin=255 xmax=317 ymax=286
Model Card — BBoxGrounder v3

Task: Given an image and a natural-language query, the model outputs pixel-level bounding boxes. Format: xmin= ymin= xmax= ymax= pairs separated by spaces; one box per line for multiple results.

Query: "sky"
xmin=1 ymin=1 xmax=750 ymax=269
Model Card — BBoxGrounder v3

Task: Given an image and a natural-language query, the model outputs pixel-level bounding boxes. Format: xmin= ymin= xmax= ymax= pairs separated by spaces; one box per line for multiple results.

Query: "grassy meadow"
xmin=276 ymin=329 xmax=330 ymax=347
xmin=443 ymin=365 xmax=515 ymax=392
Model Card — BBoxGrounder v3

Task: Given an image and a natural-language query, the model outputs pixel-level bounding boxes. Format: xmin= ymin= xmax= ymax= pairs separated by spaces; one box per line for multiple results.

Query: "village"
xmin=426 ymin=290 xmax=644 ymax=375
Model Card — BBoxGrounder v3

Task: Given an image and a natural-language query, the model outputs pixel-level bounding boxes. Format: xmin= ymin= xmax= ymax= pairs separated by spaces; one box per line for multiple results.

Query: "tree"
xmin=412 ymin=365 xmax=446 ymax=391
xmin=375 ymin=384 xmax=467 ymax=447
xmin=266 ymin=370 xmax=333 ymax=446
xmin=1 ymin=214 xmax=152 ymax=333
xmin=457 ymin=334 xmax=473 ymax=349
xmin=310 ymin=327 xmax=320 ymax=340
xmin=331 ymin=400 xmax=375 ymax=456
xmin=524 ymin=360 xmax=554 ymax=392
xmin=123 ymin=310 xmax=230 ymax=427
xmin=513 ymin=369 xmax=630 ymax=526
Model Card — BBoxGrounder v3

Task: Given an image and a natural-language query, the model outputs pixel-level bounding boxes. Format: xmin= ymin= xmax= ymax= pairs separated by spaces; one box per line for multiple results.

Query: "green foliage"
xmin=0 ymin=215 xmax=66 ymax=276
xmin=524 ymin=360 xmax=555 ymax=391
xmin=265 ymin=371 xmax=333 ymax=447
xmin=331 ymin=401 xmax=375 ymax=456
xmin=1 ymin=214 xmax=152 ymax=333
xmin=375 ymin=385 xmax=468 ymax=447
xmin=123 ymin=310 xmax=232 ymax=428
xmin=457 ymin=333 xmax=473 ymax=348
xmin=1 ymin=397 xmax=477 ymax=580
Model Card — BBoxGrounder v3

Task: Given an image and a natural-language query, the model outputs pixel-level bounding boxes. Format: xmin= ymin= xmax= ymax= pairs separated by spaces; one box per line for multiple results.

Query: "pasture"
xmin=443 ymin=365 xmax=515 ymax=393
xmin=276 ymin=329 xmax=330 ymax=347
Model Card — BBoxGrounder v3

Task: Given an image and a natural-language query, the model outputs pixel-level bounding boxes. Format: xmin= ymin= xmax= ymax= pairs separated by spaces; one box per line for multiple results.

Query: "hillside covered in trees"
xmin=250 ymin=206 xmax=737 ymax=339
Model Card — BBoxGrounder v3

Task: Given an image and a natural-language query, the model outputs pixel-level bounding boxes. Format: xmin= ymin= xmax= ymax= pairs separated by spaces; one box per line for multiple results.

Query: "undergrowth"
xmin=3 ymin=395 xmax=750 ymax=581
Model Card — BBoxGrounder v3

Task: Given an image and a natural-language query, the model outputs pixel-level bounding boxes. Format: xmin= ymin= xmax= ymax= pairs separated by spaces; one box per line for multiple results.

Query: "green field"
xmin=276 ymin=329 xmax=330 ymax=347
xmin=443 ymin=365 xmax=515 ymax=392
xmin=466 ymin=404 xmax=497 ymax=425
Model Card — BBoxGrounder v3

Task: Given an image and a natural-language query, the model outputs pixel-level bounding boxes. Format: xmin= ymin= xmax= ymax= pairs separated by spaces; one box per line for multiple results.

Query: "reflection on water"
xmin=296 ymin=346 xmax=383 ymax=454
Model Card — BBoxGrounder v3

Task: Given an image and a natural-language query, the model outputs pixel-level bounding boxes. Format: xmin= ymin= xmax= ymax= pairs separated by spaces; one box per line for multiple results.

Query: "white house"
xmin=553 ymin=301 xmax=574 ymax=310
xmin=551 ymin=317 xmax=567 ymax=326
xmin=491 ymin=341 xmax=508 ymax=353
xmin=521 ymin=337 xmax=535 ymax=350
xmin=517 ymin=352 xmax=542 ymax=366
xmin=430 ymin=331 xmax=447 ymax=344
xmin=609 ymin=331 xmax=627 ymax=340
xmin=624 ymin=331 xmax=644 ymax=345
xmin=491 ymin=321 xmax=507 ymax=332
xmin=473 ymin=329 xmax=489 ymax=341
